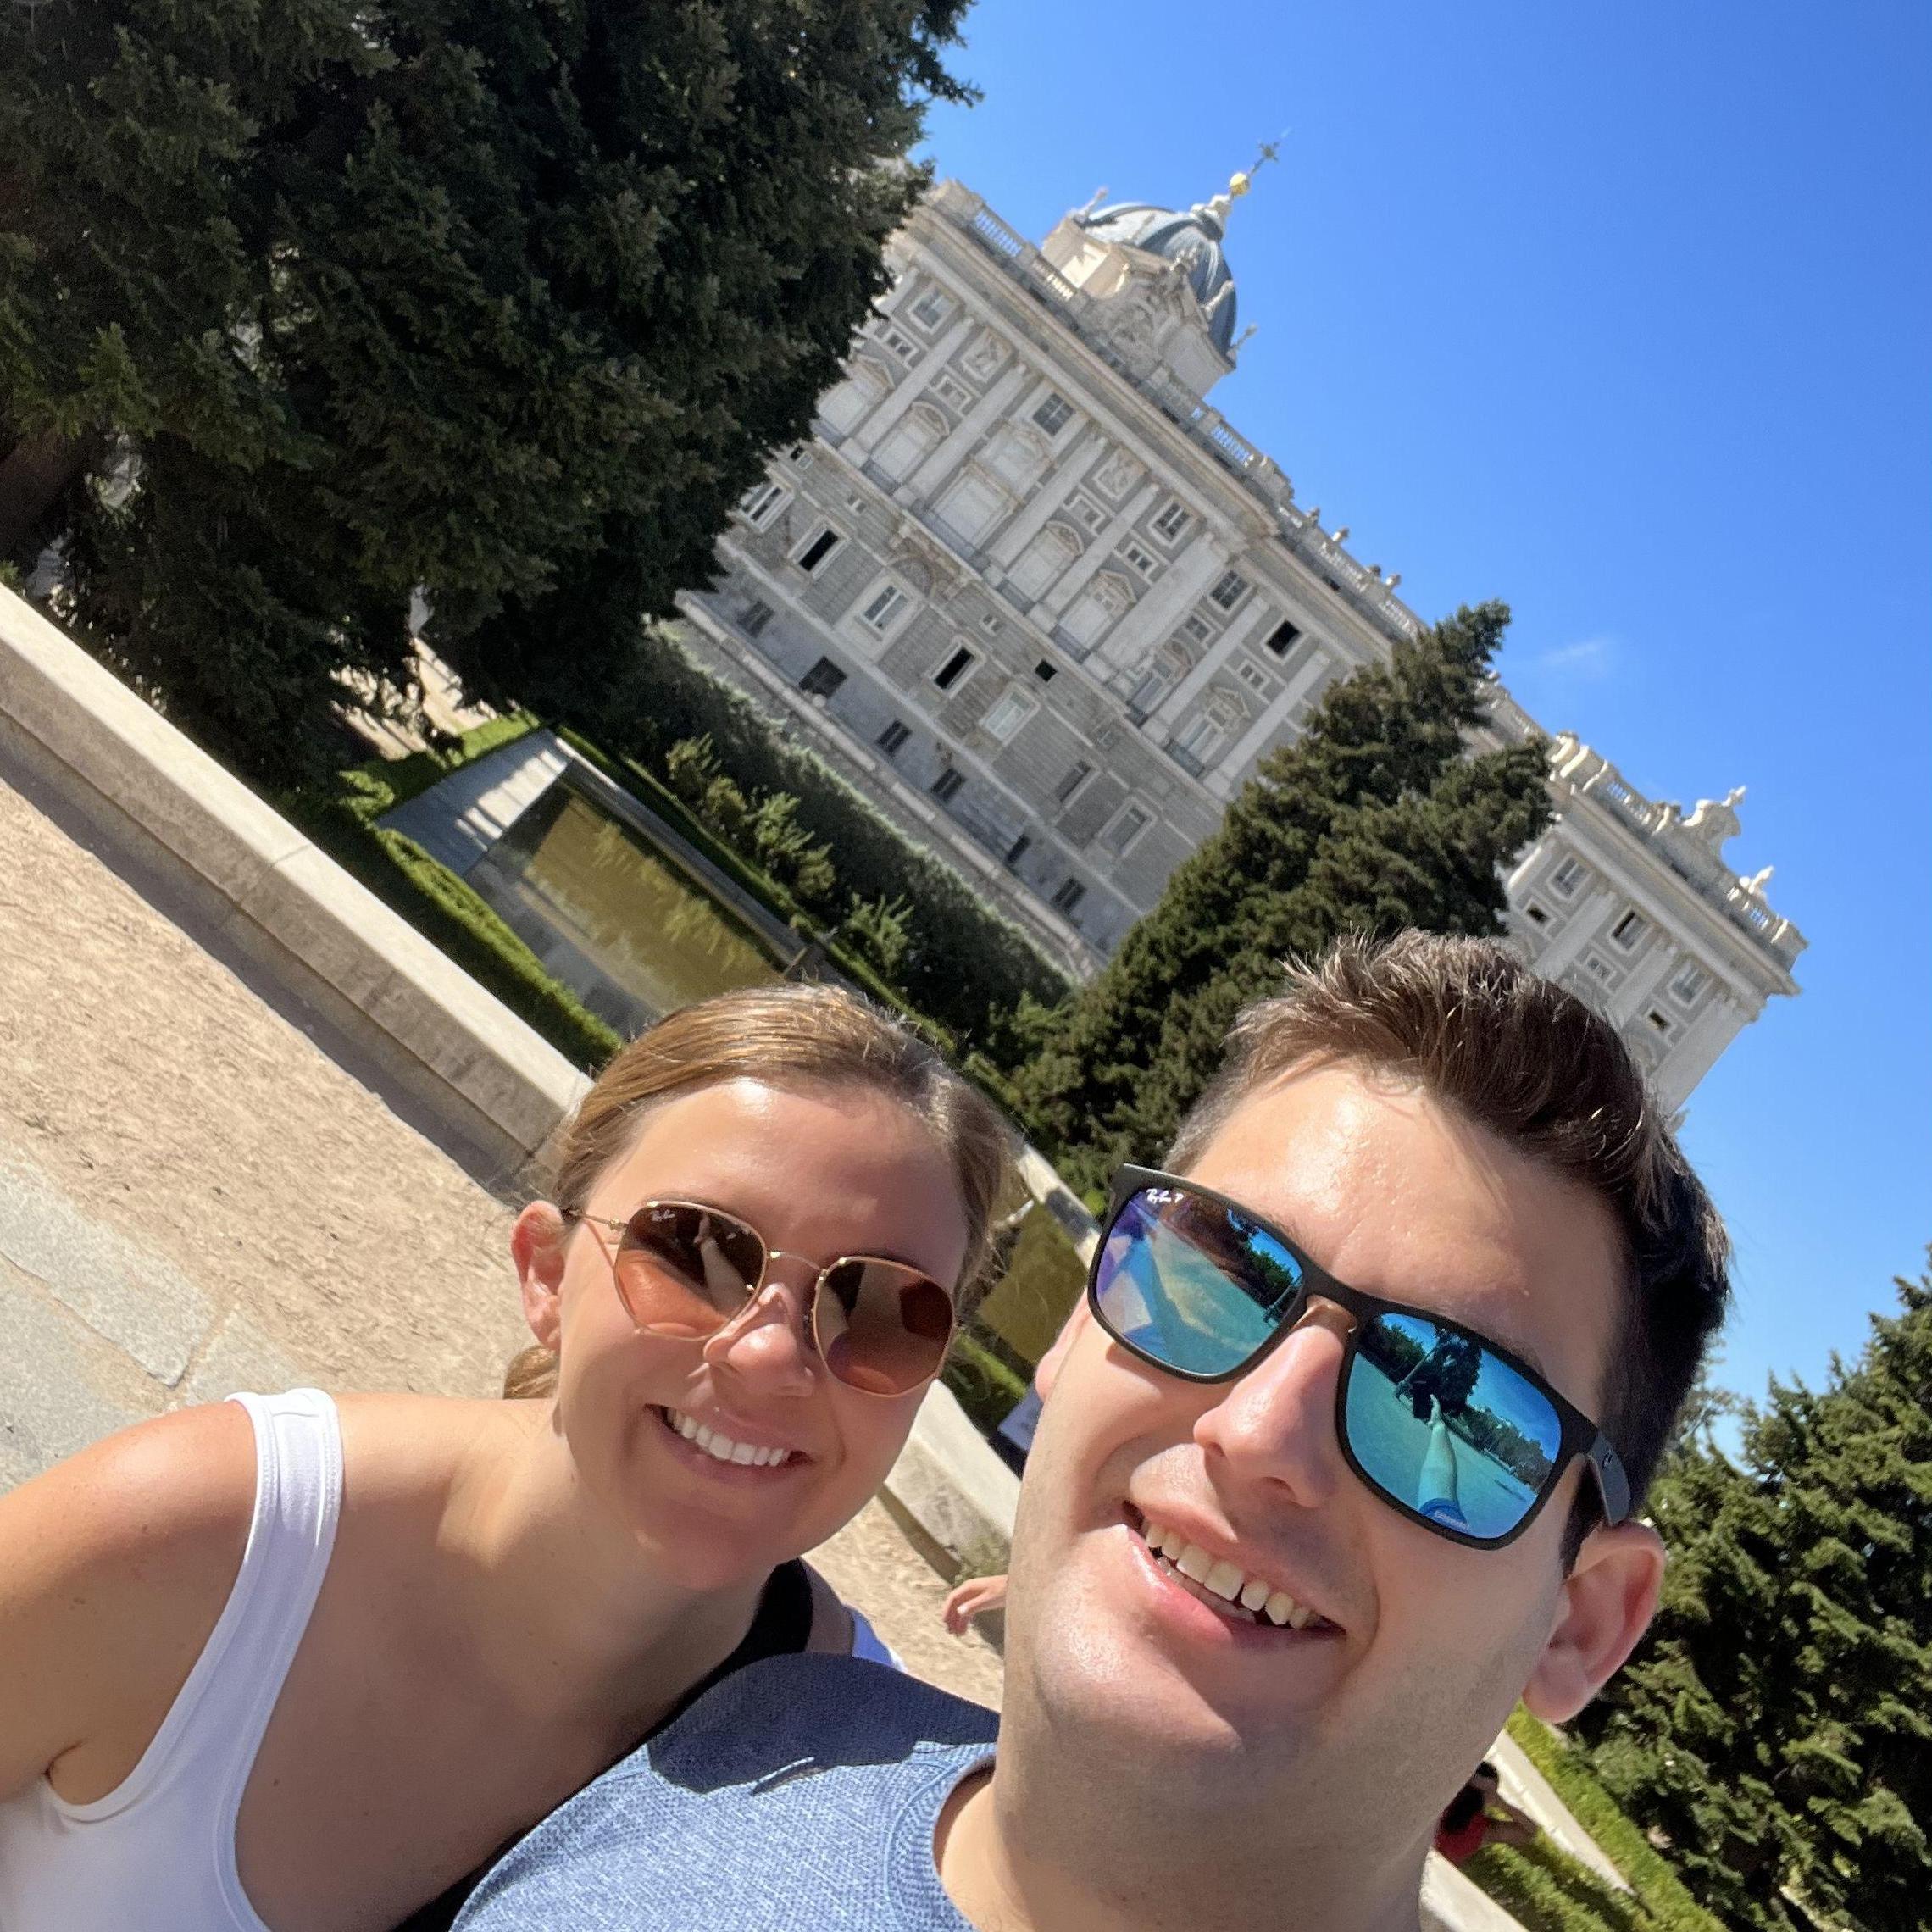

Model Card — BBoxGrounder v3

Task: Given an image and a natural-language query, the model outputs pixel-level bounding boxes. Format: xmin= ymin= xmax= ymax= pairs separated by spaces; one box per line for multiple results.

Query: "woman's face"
xmin=519 ymin=1077 xmax=973 ymax=1592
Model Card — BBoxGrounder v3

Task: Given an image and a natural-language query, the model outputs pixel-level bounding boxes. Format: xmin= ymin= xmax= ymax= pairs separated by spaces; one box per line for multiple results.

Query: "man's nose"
xmin=700 ymin=1266 xmax=819 ymax=1397
xmin=1191 ymin=1296 xmax=1354 ymax=1504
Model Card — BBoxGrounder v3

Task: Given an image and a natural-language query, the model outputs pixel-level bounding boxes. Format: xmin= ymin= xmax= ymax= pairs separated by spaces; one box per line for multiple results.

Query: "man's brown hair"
xmin=1169 ymin=930 xmax=1729 ymax=1556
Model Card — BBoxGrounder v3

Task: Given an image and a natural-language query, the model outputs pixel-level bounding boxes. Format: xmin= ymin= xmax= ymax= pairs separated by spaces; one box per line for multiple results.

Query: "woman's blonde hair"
xmin=503 ymin=984 xmax=1017 ymax=1399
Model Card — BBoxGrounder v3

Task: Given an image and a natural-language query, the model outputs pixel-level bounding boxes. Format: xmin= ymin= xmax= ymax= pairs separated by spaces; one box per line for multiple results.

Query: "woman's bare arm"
xmin=0 ymin=1404 xmax=254 ymax=1803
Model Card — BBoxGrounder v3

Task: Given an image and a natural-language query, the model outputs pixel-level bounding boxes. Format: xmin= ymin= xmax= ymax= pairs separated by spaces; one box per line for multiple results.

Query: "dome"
xmin=1074 ymin=193 xmax=1240 ymax=353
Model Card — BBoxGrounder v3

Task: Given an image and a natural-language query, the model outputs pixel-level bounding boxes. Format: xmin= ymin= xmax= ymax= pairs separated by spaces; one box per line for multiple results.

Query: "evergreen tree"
xmin=1 ymin=0 xmax=970 ymax=774
xmin=1574 ymin=1261 xmax=1932 ymax=1931
xmin=1013 ymin=602 xmax=1552 ymax=1189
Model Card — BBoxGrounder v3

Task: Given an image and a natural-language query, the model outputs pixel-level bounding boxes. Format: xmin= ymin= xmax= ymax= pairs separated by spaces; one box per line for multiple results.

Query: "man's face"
xmin=1007 ymin=1059 xmax=1657 ymax=1845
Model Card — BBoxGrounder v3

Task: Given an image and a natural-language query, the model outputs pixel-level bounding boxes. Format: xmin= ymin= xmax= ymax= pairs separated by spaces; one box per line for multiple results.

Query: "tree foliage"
xmin=1 ymin=0 xmax=970 ymax=774
xmin=1572 ymin=1262 xmax=1932 ymax=1931
xmin=1013 ymin=602 xmax=1553 ymax=1189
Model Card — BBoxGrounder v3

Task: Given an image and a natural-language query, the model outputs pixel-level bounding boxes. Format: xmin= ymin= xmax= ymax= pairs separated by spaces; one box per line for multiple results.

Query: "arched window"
xmin=1008 ymin=521 xmax=1082 ymax=601
xmin=874 ymin=402 xmax=947 ymax=482
xmin=1060 ymin=571 xmax=1134 ymax=651
xmin=819 ymin=358 xmax=891 ymax=434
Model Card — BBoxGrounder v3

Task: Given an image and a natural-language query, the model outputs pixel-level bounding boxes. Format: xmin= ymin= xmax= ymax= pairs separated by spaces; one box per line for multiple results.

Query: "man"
xmin=457 ymin=932 xmax=1728 ymax=1932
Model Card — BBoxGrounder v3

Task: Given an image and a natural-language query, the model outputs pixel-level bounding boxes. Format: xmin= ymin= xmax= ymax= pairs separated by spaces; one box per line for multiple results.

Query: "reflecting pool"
xmin=469 ymin=781 xmax=782 ymax=1035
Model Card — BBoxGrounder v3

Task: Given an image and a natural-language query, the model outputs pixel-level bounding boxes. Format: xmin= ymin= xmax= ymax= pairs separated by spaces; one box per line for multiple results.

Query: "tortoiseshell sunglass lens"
xmin=813 ymin=1258 xmax=955 ymax=1396
xmin=614 ymin=1202 xmax=767 ymax=1337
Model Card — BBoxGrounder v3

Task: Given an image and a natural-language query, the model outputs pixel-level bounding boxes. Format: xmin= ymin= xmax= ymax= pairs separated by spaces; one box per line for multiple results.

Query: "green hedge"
xmin=1501 ymin=1711 xmax=1723 ymax=1932
xmin=280 ymin=730 xmax=622 ymax=1074
xmin=586 ymin=624 xmax=1074 ymax=1048
xmin=942 ymin=1328 xmax=1030 ymax=1441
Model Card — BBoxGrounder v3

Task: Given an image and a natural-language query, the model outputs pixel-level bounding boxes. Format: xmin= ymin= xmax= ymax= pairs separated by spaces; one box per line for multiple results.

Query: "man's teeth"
xmin=1142 ymin=1519 xmax=1324 ymax=1629
xmin=665 ymin=1408 xmax=794 ymax=1468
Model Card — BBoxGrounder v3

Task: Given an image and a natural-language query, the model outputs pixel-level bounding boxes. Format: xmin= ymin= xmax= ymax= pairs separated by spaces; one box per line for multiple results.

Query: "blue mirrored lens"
xmin=1091 ymin=1187 xmax=1303 ymax=1377
xmin=1345 ymin=1312 xmax=1563 ymax=1541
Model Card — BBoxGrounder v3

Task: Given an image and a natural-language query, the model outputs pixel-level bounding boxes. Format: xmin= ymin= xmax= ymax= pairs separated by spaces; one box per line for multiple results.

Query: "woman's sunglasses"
xmin=1088 ymin=1167 xmax=1631 ymax=1549
xmin=571 ymin=1199 xmax=956 ymax=1398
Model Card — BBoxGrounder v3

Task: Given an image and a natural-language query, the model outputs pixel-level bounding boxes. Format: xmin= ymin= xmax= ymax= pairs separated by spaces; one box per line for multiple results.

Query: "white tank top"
xmin=0 ymin=1388 xmax=902 ymax=1929
xmin=0 ymin=1387 xmax=341 ymax=1932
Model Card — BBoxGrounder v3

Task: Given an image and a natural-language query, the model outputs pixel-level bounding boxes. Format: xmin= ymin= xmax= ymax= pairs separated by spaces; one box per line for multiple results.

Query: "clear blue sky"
xmin=917 ymin=2 xmax=1932 ymax=1418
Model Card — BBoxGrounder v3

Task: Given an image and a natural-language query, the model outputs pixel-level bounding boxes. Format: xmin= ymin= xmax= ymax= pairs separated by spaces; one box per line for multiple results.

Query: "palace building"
xmin=675 ymin=167 xmax=1803 ymax=1113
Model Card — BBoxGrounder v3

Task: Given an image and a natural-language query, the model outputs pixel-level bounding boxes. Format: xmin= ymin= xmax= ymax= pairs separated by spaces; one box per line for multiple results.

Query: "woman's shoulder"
xmin=0 ymin=1402 xmax=261 ymax=1799
xmin=0 ymin=1400 xmax=260 ymax=1585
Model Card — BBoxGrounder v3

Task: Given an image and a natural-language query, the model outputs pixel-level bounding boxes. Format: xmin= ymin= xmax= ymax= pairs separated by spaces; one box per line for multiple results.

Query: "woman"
xmin=0 ymin=985 xmax=1013 ymax=1931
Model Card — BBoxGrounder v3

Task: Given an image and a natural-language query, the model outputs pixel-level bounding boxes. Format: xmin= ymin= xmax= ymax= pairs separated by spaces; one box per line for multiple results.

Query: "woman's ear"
xmin=1523 ymin=1518 xmax=1667 ymax=1724
xmin=512 ymin=1202 xmax=571 ymax=1352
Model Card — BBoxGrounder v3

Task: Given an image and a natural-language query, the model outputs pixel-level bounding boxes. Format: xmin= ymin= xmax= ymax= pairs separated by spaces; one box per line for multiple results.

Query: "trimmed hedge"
xmin=280 ymin=724 xmax=622 ymax=1074
xmin=585 ymin=623 xmax=1074 ymax=1048
xmin=1502 ymin=1712 xmax=1722 ymax=1932
xmin=942 ymin=1327 xmax=1030 ymax=1441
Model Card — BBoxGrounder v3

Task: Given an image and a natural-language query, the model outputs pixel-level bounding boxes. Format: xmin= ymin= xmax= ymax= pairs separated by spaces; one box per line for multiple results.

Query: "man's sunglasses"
xmin=1088 ymin=1167 xmax=1631 ymax=1549
xmin=571 ymin=1200 xmax=956 ymax=1397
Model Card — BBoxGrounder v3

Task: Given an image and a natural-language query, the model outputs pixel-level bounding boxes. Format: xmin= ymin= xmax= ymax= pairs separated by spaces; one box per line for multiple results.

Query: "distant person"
xmin=1435 ymin=1760 xmax=1540 ymax=1865
xmin=446 ymin=932 xmax=1730 ymax=1932
xmin=1418 ymin=1392 xmax=1470 ymax=1530
xmin=0 ymin=986 xmax=1013 ymax=1930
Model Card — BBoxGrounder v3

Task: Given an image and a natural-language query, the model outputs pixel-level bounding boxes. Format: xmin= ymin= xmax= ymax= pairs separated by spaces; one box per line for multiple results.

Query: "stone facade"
xmin=677 ymin=174 xmax=1803 ymax=1113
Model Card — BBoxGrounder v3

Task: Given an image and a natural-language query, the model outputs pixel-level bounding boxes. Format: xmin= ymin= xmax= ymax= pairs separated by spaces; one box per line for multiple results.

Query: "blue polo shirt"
xmin=454 ymin=1653 xmax=999 ymax=1931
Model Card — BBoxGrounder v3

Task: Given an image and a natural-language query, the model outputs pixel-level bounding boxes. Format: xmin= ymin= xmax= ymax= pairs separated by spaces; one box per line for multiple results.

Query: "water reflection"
xmin=470 ymin=782 xmax=781 ymax=1035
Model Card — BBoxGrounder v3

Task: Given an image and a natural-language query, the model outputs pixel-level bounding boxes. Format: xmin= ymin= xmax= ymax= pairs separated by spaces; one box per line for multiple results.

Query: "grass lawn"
xmin=1458 ymin=1712 xmax=1724 ymax=1932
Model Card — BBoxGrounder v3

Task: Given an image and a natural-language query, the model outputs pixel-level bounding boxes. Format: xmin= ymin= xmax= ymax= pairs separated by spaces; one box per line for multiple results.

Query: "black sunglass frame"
xmin=1090 ymin=1165 xmax=1632 ymax=1550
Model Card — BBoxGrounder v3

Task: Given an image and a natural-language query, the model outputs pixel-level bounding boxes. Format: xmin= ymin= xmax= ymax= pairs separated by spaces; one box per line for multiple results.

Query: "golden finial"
xmin=1229 ymin=136 xmax=1284 ymax=201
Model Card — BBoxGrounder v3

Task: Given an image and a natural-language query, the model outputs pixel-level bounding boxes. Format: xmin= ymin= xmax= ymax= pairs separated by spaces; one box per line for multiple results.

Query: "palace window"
xmin=1183 ymin=612 xmax=1215 ymax=645
xmin=932 ymin=645 xmax=977 ymax=691
xmin=1152 ymin=500 xmax=1191 ymax=543
xmin=1100 ymin=803 xmax=1152 ymax=858
xmin=1669 ymin=961 xmax=1709 ymax=1005
xmin=1647 ymin=1008 xmax=1678 ymax=1040
xmin=1069 ymin=492 xmax=1108 ymax=532
xmin=980 ymin=688 xmax=1038 ymax=745
xmin=908 ymin=286 xmax=951 ymax=330
xmin=1032 ymin=658 xmax=1058 ymax=683
xmin=1610 ymin=909 xmax=1647 ymax=952
xmin=934 ymin=375 xmax=973 ymax=411
xmin=931 ymin=768 xmax=966 ymax=804
xmin=1119 ymin=541 xmax=1159 ymax=578
xmin=1209 ymin=569 xmax=1249 ymax=611
xmin=1032 ymin=392 xmax=1075 ymax=436
xmin=1263 ymin=619 xmax=1303 ymax=659
xmin=1584 ymin=952 xmax=1617 ymax=985
xmin=1055 ymin=761 xmax=1093 ymax=805
xmin=736 ymin=600 xmax=774 ymax=639
xmin=879 ymin=326 xmax=920 ymax=365
xmin=1051 ymin=878 xmax=1087 ymax=914
xmin=1550 ymin=854 xmax=1588 ymax=899
xmin=1235 ymin=659 xmax=1272 ymax=695
xmin=796 ymin=527 xmax=841 ymax=574
xmin=860 ymin=583 xmax=909 ymax=631
xmin=1523 ymin=902 xmax=1552 ymax=927
xmin=798 ymin=657 xmax=846 ymax=699
xmin=876 ymin=719 xmax=910 ymax=757
xmin=740 ymin=480 xmax=789 ymax=528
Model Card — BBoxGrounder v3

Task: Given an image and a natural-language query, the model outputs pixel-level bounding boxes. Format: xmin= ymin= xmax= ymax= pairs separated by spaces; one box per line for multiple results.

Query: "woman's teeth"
xmin=663 ymin=1408 xmax=795 ymax=1468
xmin=1141 ymin=1518 xmax=1330 ymax=1629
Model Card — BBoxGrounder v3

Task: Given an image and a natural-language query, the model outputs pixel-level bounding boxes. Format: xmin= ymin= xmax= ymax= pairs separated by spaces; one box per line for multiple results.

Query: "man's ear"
xmin=511 ymin=1202 xmax=571 ymax=1352
xmin=1035 ymin=1295 xmax=1096 ymax=1402
xmin=1523 ymin=1519 xmax=1667 ymax=1724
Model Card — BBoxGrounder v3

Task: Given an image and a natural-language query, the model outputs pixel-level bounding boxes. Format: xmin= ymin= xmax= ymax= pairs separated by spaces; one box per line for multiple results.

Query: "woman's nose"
xmin=701 ymin=1270 xmax=819 ymax=1397
xmin=1191 ymin=1297 xmax=1352 ymax=1506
